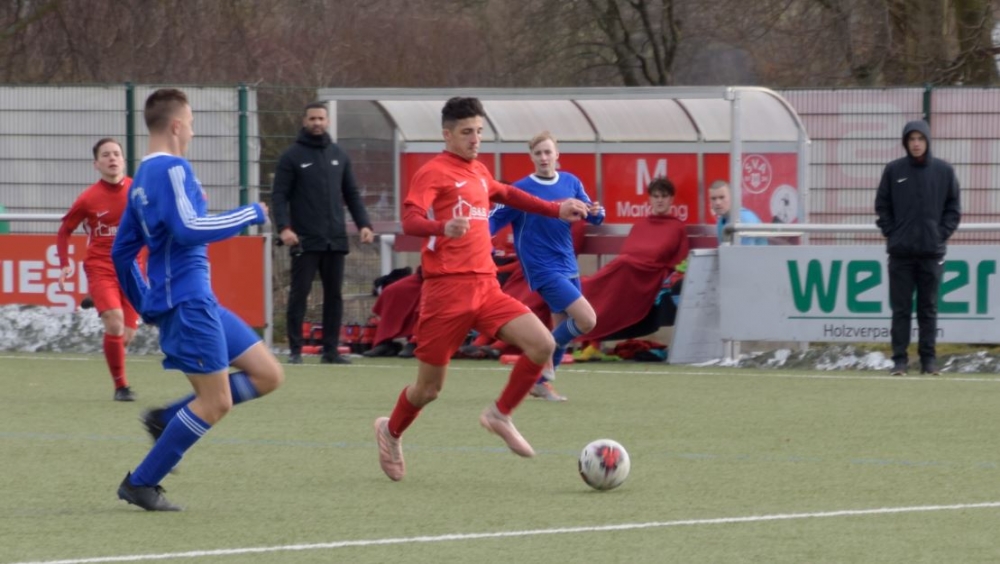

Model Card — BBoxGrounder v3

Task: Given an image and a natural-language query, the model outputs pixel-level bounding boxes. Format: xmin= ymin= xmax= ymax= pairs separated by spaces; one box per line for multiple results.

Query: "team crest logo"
xmin=742 ymin=155 xmax=772 ymax=195
xmin=453 ymin=195 xmax=489 ymax=220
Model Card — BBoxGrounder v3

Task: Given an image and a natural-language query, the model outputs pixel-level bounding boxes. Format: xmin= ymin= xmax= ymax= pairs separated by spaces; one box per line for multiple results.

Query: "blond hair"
xmin=528 ymin=131 xmax=557 ymax=151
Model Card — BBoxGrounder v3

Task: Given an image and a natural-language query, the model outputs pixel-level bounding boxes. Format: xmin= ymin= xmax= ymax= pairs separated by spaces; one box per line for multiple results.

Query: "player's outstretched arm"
xmin=557 ymin=198 xmax=589 ymax=221
xmin=490 ymin=180 xmax=563 ymax=218
xmin=164 ymin=163 xmax=266 ymax=246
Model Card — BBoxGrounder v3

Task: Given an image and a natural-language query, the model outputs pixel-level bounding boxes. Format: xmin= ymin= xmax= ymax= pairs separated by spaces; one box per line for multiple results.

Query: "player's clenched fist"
xmin=445 ymin=216 xmax=471 ymax=237
xmin=558 ymin=198 xmax=590 ymax=221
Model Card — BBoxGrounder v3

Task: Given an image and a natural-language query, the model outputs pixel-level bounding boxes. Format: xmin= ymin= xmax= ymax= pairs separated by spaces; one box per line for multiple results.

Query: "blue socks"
xmin=159 ymin=372 xmax=260 ymax=421
xmin=131 ymin=373 xmax=261 ymax=487
xmin=546 ymin=318 xmax=583 ymax=379
xmin=130 ymin=406 xmax=210 ymax=487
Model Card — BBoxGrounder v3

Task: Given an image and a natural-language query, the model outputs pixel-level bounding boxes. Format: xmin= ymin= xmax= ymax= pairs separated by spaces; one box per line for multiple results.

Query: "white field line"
xmin=2 ymin=354 xmax=999 ymax=383
xmin=10 ymin=501 xmax=1000 ymax=564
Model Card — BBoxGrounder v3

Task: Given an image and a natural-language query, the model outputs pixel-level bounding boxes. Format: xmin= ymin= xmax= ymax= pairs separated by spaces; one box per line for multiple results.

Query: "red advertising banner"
xmin=704 ymin=153 xmax=800 ymax=224
xmin=601 ymin=154 xmax=699 ymax=224
xmin=397 ymin=151 xmax=798 ymax=227
xmin=0 ymin=235 xmax=266 ymax=327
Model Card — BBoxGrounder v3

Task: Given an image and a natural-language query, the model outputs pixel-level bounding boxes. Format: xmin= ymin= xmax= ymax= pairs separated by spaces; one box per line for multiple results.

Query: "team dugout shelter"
xmin=316 ymin=87 xmax=811 ymax=262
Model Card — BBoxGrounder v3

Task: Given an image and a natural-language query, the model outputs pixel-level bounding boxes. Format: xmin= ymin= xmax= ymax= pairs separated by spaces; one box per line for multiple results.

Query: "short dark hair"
xmin=442 ymin=97 xmax=485 ymax=128
xmin=648 ymin=177 xmax=675 ymax=197
xmin=144 ymin=88 xmax=189 ymax=132
xmin=304 ymin=101 xmax=327 ymax=115
xmin=92 ymin=137 xmax=122 ymax=160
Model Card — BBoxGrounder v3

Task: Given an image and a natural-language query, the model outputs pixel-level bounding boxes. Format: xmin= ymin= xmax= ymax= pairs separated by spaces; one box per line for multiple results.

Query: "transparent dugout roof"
xmin=319 ymin=87 xmax=807 ymax=144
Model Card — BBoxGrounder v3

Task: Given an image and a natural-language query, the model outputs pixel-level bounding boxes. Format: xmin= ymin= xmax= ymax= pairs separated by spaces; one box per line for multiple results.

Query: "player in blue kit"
xmin=490 ymin=132 xmax=604 ymax=401
xmin=111 ymin=88 xmax=284 ymax=511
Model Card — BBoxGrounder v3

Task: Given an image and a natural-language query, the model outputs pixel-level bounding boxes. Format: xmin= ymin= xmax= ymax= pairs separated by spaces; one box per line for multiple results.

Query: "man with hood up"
xmin=273 ymin=102 xmax=375 ymax=365
xmin=875 ymin=120 xmax=961 ymax=376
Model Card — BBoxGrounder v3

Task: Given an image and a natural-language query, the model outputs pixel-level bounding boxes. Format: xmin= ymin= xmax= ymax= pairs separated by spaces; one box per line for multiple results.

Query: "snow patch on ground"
xmin=0 ymin=304 xmax=161 ymax=354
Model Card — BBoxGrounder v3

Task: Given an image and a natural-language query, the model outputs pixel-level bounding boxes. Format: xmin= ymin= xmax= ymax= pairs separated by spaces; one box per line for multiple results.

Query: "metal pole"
xmin=238 ymin=83 xmax=249 ymax=207
xmin=125 ymin=82 xmax=136 ymax=177
xmin=728 ymin=88 xmax=743 ymax=246
xmin=264 ymin=232 xmax=274 ymax=348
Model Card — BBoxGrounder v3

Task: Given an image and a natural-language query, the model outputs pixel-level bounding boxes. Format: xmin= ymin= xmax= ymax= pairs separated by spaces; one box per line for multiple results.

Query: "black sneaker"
xmin=114 ymin=387 xmax=136 ymax=402
xmin=141 ymin=408 xmax=167 ymax=443
xmin=398 ymin=342 xmax=417 ymax=358
xmin=890 ymin=362 xmax=907 ymax=376
xmin=80 ymin=296 xmax=95 ymax=309
xmin=921 ymin=362 xmax=940 ymax=375
xmin=287 ymin=353 xmax=303 ymax=365
xmin=117 ymin=472 xmax=182 ymax=511
xmin=320 ymin=354 xmax=351 ymax=365
xmin=363 ymin=342 xmax=399 ymax=358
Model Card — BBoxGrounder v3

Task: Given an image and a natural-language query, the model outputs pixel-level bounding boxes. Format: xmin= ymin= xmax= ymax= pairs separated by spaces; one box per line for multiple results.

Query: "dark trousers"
xmin=888 ymin=256 xmax=943 ymax=365
xmin=287 ymin=250 xmax=346 ymax=356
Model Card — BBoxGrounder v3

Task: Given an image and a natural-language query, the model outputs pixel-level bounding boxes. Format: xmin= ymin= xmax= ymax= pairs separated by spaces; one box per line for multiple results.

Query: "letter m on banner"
xmin=636 ymin=159 xmax=667 ymax=195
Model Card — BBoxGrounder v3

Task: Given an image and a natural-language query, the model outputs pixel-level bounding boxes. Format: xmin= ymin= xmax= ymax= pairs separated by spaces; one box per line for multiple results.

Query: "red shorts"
xmin=86 ymin=268 xmax=139 ymax=330
xmin=414 ymin=275 xmax=531 ymax=366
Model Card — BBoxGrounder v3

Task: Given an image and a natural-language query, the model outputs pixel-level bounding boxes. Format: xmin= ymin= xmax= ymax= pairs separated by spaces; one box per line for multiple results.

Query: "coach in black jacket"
xmin=273 ymin=102 xmax=374 ymax=365
xmin=875 ymin=119 xmax=961 ymax=376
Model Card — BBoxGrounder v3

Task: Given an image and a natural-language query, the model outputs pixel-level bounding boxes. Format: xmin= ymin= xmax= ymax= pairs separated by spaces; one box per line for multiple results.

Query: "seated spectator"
xmin=578 ymin=176 xmax=690 ymax=345
xmin=364 ymin=268 xmax=422 ymax=358
xmin=709 ymin=180 xmax=768 ymax=246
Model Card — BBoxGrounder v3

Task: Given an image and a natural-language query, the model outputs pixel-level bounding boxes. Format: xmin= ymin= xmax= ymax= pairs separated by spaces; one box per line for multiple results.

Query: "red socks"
xmin=497 ymin=355 xmax=544 ymax=415
xmin=103 ymin=333 xmax=128 ymax=389
xmin=387 ymin=387 xmax=421 ymax=438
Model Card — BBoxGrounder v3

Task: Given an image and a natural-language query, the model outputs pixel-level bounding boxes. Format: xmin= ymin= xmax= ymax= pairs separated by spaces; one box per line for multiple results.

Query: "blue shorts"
xmin=158 ymin=299 xmax=260 ymax=375
xmin=536 ymin=276 xmax=583 ymax=314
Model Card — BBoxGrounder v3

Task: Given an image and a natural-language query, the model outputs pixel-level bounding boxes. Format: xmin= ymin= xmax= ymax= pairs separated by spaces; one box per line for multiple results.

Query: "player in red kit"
xmin=57 ymin=138 xmax=140 ymax=402
xmin=373 ymin=97 xmax=590 ymax=481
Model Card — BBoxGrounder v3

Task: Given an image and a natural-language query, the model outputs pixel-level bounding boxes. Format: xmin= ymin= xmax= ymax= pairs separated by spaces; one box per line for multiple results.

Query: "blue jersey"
xmin=489 ymin=172 xmax=604 ymax=290
xmin=112 ymin=153 xmax=265 ymax=319
xmin=717 ymin=208 xmax=768 ymax=246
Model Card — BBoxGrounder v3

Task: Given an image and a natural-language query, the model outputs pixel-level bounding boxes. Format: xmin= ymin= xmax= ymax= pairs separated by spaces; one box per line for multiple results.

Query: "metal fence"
xmin=777 ymin=87 xmax=1000 ymax=246
xmin=6 ymin=84 xmax=1000 ymax=341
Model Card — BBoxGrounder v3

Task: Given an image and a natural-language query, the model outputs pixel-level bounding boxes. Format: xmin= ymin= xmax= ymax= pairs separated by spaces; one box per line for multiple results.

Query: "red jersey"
xmin=57 ymin=177 xmax=132 ymax=274
xmin=403 ymin=152 xmax=560 ymax=279
xmin=491 ymin=225 xmax=516 ymax=259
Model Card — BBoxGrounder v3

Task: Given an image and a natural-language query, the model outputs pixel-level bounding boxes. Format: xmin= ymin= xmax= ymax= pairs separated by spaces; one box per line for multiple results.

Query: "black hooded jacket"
xmin=272 ymin=129 xmax=372 ymax=253
xmin=875 ymin=120 xmax=961 ymax=258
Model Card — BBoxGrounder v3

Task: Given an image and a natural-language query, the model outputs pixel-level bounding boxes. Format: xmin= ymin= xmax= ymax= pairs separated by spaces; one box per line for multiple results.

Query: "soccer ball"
xmin=578 ymin=439 xmax=630 ymax=490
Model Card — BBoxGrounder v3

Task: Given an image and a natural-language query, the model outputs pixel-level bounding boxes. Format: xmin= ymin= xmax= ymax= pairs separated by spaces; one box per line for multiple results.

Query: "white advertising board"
xmin=719 ymin=246 xmax=1000 ymax=342
xmin=669 ymin=249 xmax=725 ymax=364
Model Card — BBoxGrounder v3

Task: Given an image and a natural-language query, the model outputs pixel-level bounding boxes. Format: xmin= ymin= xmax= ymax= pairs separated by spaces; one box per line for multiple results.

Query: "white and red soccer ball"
xmin=578 ymin=439 xmax=631 ymax=491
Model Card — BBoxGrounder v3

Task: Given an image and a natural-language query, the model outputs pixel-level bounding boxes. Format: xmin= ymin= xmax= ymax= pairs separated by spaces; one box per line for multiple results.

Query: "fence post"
xmin=923 ymin=83 xmax=933 ymax=124
xmin=125 ymin=82 xmax=136 ymax=177
xmin=238 ymin=83 xmax=249 ymax=207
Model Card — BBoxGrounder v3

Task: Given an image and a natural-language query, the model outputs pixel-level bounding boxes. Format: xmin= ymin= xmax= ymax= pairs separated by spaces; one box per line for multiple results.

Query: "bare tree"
xmin=0 ymin=0 xmax=996 ymax=87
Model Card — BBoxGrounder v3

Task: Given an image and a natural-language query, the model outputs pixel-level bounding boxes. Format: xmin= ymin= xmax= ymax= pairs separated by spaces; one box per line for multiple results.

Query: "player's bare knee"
xmin=256 ymin=364 xmax=284 ymax=395
xmin=577 ymin=314 xmax=597 ymax=334
xmin=523 ymin=334 xmax=555 ymax=364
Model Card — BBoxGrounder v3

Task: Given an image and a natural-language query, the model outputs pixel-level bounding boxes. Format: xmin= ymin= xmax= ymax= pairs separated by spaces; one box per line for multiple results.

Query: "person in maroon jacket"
xmin=579 ymin=177 xmax=690 ymax=344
